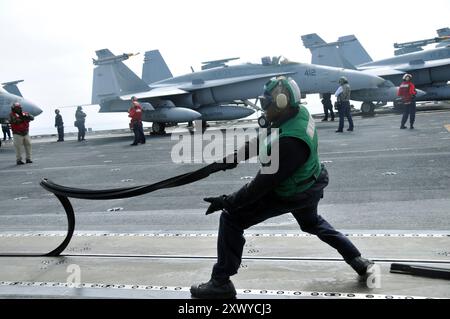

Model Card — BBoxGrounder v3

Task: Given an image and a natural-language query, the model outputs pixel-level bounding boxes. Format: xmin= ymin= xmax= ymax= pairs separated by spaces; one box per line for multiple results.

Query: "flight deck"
xmin=0 ymin=107 xmax=449 ymax=299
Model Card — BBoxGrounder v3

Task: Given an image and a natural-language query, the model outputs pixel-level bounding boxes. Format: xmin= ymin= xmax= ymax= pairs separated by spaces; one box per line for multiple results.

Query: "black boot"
xmin=346 ymin=256 xmax=375 ymax=276
xmin=190 ymin=278 xmax=236 ymax=299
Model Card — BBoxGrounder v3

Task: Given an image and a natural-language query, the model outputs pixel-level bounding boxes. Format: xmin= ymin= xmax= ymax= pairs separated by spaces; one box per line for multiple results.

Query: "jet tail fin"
xmin=336 ymin=35 xmax=373 ymax=65
xmin=301 ymin=33 xmax=356 ymax=69
xmin=2 ymin=80 xmax=24 ymax=97
xmin=437 ymin=27 xmax=450 ymax=37
xmin=301 ymin=33 xmax=327 ymax=48
xmin=91 ymin=49 xmax=149 ymax=104
xmin=142 ymin=50 xmax=173 ymax=84
xmin=436 ymin=27 xmax=450 ymax=48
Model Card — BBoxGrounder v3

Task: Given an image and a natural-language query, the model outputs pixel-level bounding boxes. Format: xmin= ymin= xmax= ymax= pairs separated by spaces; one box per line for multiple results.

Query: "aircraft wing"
xmin=159 ymin=72 xmax=296 ymax=91
xmin=120 ymin=71 xmax=295 ymax=101
xmin=361 ymin=58 xmax=450 ymax=77
xmin=360 ymin=67 xmax=405 ymax=77
xmin=393 ymin=57 xmax=450 ymax=72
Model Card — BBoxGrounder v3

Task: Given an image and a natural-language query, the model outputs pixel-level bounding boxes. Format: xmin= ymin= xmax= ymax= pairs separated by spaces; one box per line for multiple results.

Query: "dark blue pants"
xmin=133 ymin=122 xmax=146 ymax=144
xmin=2 ymin=128 xmax=11 ymax=140
xmin=57 ymin=126 xmax=64 ymax=141
xmin=401 ymin=102 xmax=416 ymax=128
xmin=322 ymin=100 xmax=334 ymax=120
xmin=337 ymin=101 xmax=354 ymax=131
xmin=211 ymin=177 xmax=361 ymax=280
xmin=77 ymin=123 xmax=86 ymax=141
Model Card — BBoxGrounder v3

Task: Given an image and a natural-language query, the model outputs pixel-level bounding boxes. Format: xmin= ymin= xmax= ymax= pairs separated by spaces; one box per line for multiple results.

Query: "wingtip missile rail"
xmin=394 ymin=36 xmax=450 ymax=50
xmin=93 ymin=52 xmax=140 ymax=65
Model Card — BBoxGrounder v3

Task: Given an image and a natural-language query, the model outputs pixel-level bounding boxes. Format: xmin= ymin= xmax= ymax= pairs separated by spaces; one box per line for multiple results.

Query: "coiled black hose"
xmin=1 ymin=161 xmax=234 ymax=257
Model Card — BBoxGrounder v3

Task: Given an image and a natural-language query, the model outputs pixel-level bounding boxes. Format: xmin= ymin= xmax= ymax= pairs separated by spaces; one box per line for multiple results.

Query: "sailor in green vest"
xmin=190 ymin=77 xmax=374 ymax=299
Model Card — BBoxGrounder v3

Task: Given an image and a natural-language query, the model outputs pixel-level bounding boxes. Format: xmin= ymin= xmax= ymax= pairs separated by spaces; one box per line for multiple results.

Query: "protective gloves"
xmin=204 ymin=195 xmax=230 ymax=215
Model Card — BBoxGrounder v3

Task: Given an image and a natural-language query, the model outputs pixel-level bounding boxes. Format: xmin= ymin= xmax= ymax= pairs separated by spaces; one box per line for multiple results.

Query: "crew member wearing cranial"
xmin=190 ymin=76 xmax=375 ymax=299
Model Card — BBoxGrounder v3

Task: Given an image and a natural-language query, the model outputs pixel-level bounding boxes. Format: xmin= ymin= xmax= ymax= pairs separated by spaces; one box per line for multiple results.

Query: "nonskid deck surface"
xmin=0 ymin=232 xmax=448 ymax=299
xmin=1 ymin=110 xmax=450 ymax=298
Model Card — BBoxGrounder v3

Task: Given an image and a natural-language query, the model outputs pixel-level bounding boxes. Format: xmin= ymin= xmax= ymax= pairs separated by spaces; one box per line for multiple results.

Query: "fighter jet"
xmin=301 ymin=31 xmax=450 ymax=114
xmin=92 ymin=49 xmax=386 ymax=134
xmin=0 ymin=80 xmax=43 ymax=122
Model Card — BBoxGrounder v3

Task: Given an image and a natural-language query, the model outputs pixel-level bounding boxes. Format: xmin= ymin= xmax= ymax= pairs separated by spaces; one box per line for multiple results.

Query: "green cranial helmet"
xmin=260 ymin=76 xmax=301 ymax=110
xmin=339 ymin=76 xmax=348 ymax=84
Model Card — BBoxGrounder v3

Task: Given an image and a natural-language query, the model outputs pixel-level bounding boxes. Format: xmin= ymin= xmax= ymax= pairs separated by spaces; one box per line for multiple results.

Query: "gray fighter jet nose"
xmin=21 ymin=100 xmax=43 ymax=116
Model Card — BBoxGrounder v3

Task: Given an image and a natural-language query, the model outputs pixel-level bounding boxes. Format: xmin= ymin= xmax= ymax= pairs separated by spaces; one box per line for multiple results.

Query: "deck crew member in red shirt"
xmin=397 ymin=73 xmax=417 ymax=129
xmin=9 ymin=102 xmax=34 ymax=165
xmin=128 ymin=96 xmax=146 ymax=146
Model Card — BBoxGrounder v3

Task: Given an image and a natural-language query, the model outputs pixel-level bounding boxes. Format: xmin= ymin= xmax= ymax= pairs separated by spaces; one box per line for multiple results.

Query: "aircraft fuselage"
xmin=0 ymin=88 xmax=43 ymax=121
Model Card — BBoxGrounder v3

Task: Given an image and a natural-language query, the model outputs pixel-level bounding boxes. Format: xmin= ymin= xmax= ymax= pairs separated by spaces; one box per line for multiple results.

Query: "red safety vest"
xmin=128 ymin=103 xmax=143 ymax=122
xmin=397 ymin=81 xmax=416 ymax=103
xmin=10 ymin=112 xmax=31 ymax=135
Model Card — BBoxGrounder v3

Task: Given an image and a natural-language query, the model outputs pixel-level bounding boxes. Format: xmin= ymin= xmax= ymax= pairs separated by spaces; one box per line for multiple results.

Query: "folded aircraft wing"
xmin=361 ymin=58 xmax=450 ymax=77
xmin=393 ymin=57 xmax=450 ymax=72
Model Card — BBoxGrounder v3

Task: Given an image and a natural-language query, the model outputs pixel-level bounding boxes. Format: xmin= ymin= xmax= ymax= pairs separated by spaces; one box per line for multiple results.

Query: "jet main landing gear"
xmin=152 ymin=122 xmax=166 ymax=135
xmin=360 ymin=102 xmax=375 ymax=116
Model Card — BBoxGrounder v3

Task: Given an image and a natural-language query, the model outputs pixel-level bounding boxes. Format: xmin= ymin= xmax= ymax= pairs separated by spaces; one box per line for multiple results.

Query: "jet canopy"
xmin=261 ymin=55 xmax=294 ymax=66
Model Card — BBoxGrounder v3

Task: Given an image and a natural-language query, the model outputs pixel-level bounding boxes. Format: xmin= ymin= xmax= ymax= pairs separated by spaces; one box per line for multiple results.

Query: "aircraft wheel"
xmin=152 ymin=122 xmax=166 ymax=135
xmin=258 ymin=115 xmax=269 ymax=128
xmin=361 ymin=102 xmax=375 ymax=115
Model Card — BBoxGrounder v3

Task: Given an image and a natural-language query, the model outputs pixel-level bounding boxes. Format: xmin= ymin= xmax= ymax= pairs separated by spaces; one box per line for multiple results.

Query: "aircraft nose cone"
xmin=22 ymin=100 xmax=43 ymax=116
xmin=32 ymin=104 xmax=43 ymax=116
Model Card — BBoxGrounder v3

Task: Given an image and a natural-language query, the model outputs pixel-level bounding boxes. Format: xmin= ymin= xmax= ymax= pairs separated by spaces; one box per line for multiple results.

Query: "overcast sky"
xmin=1 ymin=0 xmax=449 ymax=134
